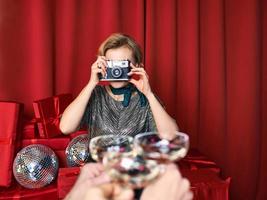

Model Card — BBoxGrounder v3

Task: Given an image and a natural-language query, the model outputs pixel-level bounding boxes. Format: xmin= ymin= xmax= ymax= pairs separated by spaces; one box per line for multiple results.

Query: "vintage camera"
xmin=99 ymin=60 xmax=131 ymax=81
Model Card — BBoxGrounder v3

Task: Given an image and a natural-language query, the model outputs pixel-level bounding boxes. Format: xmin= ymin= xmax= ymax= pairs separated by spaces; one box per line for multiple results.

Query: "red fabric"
xmin=21 ymin=138 xmax=70 ymax=151
xmin=257 ymin=1 xmax=267 ymax=199
xmin=179 ymin=149 xmax=221 ymax=174
xmin=33 ymin=94 xmax=73 ymax=138
xmin=69 ymin=130 xmax=88 ymax=140
xmin=0 ymin=102 xmax=22 ymax=187
xmin=36 ymin=122 xmax=45 ymax=138
xmin=181 ymin=169 xmax=230 ymax=200
xmin=0 ymin=0 xmax=266 ymax=199
xmin=0 ymin=182 xmax=58 ymax=200
xmin=21 ymin=119 xmax=38 ymax=139
xmin=57 ymin=167 xmax=80 ymax=200
xmin=55 ymin=150 xmax=68 ymax=168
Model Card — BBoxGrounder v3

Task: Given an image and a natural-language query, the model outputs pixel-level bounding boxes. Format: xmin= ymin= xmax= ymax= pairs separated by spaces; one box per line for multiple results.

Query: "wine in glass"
xmin=89 ymin=134 xmax=134 ymax=162
xmin=134 ymin=131 xmax=189 ymax=164
xmin=102 ymin=152 xmax=160 ymax=188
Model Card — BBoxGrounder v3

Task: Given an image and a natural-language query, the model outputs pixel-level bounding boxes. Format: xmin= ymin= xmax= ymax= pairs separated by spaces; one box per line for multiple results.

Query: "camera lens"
xmin=111 ymin=67 xmax=123 ymax=78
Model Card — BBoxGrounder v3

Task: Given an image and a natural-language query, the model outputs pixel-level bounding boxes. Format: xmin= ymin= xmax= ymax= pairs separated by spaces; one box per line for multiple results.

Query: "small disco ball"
xmin=13 ymin=144 xmax=59 ymax=189
xmin=66 ymin=134 xmax=90 ymax=167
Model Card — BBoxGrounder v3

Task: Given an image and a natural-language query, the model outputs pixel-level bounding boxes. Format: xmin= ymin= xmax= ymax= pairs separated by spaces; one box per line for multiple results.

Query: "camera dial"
xmin=111 ymin=67 xmax=123 ymax=78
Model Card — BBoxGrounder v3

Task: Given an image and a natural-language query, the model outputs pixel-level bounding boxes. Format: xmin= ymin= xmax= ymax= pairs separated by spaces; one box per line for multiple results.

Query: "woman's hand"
xmin=141 ymin=164 xmax=193 ymax=200
xmin=89 ymin=56 xmax=107 ymax=86
xmin=128 ymin=63 xmax=152 ymax=97
xmin=65 ymin=163 xmax=134 ymax=200
xmin=75 ymin=163 xmax=106 ymax=186
xmin=64 ymin=163 xmax=110 ymax=200
xmin=86 ymin=183 xmax=134 ymax=200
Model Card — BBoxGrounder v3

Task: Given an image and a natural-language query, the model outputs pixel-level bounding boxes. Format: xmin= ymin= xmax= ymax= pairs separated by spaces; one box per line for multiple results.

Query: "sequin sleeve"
xmin=79 ymin=86 xmax=98 ymax=129
xmin=145 ymin=93 xmax=165 ymax=132
xmin=146 ymin=107 xmax=157 ymax=131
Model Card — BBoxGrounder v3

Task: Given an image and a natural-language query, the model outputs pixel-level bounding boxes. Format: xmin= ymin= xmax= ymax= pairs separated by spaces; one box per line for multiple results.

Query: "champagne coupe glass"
xmin=102 ymin=152 xmax=161 ymax=189
xmin=90 ymin=134 xmax=161 ymax=188
xmin=89 ymin=134 xmax=134 ymax=162
xmin=134 ymin=131 xmax=189 ymax=165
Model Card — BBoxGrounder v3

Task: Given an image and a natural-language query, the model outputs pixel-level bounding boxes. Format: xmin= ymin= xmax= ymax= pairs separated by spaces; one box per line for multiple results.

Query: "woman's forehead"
xmin=105 ymin=46 xmax=134 ymax=62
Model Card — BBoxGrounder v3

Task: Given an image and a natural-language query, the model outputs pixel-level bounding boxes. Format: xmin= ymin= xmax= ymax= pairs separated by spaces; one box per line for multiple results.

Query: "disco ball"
xmin=66 ymin=134 xmax=90 ymax=167
xmin=13 ymin=144 xmax=59 ymax=189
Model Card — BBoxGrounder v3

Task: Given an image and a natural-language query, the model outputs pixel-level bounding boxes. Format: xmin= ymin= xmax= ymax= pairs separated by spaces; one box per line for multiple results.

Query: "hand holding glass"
xmin=89 ymin=132 xmax=189 ymax=189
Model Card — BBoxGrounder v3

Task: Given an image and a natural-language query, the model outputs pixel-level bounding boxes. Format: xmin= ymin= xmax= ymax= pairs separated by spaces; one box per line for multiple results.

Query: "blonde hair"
xmin=98 ymin=33 xmax=143 ymax=64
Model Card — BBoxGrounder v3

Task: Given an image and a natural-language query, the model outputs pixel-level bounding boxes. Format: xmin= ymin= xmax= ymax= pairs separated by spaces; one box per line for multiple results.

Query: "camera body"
xmin=99 ymin=60 xmax=131 ymax=81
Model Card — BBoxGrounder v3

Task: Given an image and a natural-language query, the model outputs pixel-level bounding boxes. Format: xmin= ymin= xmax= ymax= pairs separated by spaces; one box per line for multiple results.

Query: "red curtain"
xmin=0 ymin=0 xmax=266 ymax=199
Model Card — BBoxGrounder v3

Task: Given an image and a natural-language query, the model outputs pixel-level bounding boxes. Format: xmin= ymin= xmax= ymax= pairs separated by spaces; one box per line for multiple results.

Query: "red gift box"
xmin=21 ymin=138 xmax=70 ymax=150
xmin=21 ymin=138 xmax=70 ymax=168
xmin=21 ymin=119 xmax=38 ymax=139
xmin=55 ymin=150 xmax=69 ymax=168
xmin=33 ymin=94 xmax=73 ymax=138
xmin=57 ymin=167 xmax=80 ymax=199
xmin=181 ymin=168 xmax=231 ymax=200
xmin=69 ymin=130 xmax=88 ymax=140
xmin=0 ymin=101 xmax=22 ymax=187
xmin=0 ymin=182 xmax=58 ymax=200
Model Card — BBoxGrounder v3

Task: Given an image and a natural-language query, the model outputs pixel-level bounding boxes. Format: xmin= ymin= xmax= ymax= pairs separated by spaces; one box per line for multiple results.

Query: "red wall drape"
xmin=0 ymin=0 xmax=266 ymax=199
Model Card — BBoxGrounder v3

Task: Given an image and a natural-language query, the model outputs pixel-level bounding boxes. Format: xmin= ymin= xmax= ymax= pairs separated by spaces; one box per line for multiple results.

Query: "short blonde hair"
xmin=98 ymin=33 xmax=143 ymax=64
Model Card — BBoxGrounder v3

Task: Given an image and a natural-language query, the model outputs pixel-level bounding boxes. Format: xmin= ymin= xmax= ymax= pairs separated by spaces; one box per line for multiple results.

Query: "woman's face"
xmin=105 ymin=46 xmax=135 ymax=88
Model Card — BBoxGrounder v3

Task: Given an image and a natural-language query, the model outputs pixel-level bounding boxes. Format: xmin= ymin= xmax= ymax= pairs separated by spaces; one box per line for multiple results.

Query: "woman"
xmin=59 ymin=33 xmax=178 ymax=139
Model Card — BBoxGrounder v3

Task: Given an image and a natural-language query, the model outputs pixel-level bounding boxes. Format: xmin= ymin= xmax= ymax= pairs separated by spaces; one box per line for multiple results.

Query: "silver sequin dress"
xmin=80 ymin=85 xmax=157 ymax=139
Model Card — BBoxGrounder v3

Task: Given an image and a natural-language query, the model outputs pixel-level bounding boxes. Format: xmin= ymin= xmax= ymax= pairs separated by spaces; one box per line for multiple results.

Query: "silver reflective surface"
xmin=13 ymin=144 xmax=59 ymax=189
xmin=66 ymin=134 xmax=90 ymax=167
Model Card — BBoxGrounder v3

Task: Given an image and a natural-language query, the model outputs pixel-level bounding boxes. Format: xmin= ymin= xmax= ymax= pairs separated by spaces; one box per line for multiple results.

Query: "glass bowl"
xmin=134 ymin=131 xmax=189 ymax=163
xmin=89 ymin=134 xmax=134 ymax=162
xmin=103 ymin=152 xmax=160 ymax=188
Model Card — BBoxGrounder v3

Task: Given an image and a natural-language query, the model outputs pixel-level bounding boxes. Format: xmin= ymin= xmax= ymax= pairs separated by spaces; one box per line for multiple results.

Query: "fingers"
xmin=85 ymin=187 xmax=107 ymax=200
xmin=176 ymin=178 xmax=193 ymax=200
xmin=81 ymin=163 xmax=105 ymax=178
xmin=99 ymin=183 xmax=114 ymax=198
xmin=92 ymin=56 xmax=107 ymax=77
xmin=128 ymin=70 xmax=149 ymax=80
xmin=75 ymin=163 xmax=105 ymax=186
xmin=141 ymin=164 xmax=192 ymax=200
xmin=128 ymin=63 xmax=152 ymax=96
xmin=86 ymin=183 xmax=134 ymax=200
xmin=112 ymin=184 xmax=134 ymax=200
xmin=128 ymin=64 xmax=149 ymax=80
xmin=67 ymin=164 xmax=110 ymax=200
xmin=128 ymin=78 xmax=139 ymax=86
xmin=82 ymin=163 xmax=104 ymax=172
xmin=181 ymin=191 xmax=194 ymax=200
xmin=128 ymin=71 xmax=147 ymax=77
xmin=113 ymin=189 xmax=134 ymax=200
xmin=92 ymin=56 xmax=106 ymax=69
xmin=88 ymin=173 xmax=110 ymax=187
xmin=165 ymin=164 xmax=192 ymax=200
xmin=165 ymin=163 xmax=179 ymax=171
xmin=130 ymin=62 xmax=144 ymax=69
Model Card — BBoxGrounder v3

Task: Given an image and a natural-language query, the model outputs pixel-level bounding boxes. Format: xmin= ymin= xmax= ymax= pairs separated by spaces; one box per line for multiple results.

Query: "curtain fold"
xmin=257 ymin=0 xmax=267 ymax=199
xmin=176 ymin=0 xmax=200 ymax=148
xmin=198 ymin=0 xmax=226 ymax=170
xmin=0 ymin=0 xmax=266 ymax=199
xmin=224 ymin=0 xmax=261 ymax=199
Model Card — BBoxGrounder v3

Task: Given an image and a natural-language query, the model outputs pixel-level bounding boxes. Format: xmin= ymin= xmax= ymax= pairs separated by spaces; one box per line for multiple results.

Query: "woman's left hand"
xmin=128 ymin=63 xmax=152 ymax=97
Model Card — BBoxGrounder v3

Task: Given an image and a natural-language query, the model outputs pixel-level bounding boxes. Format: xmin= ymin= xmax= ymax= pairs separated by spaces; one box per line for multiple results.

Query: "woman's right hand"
xmin=141 ymin=164 xmax=193 ymax=200
xmin=89 ymin=56 xmax=107 ymax=86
